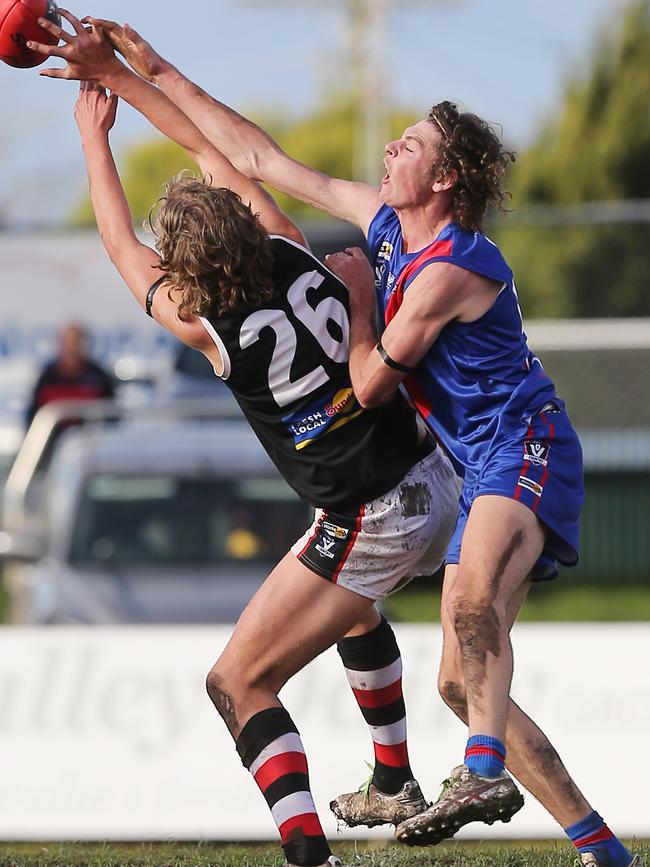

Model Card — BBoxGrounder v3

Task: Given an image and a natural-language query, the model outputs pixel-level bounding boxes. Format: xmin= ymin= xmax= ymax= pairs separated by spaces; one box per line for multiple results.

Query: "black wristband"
xmin=376 ymin=340 xmax=413 ymax=374
xmin=145 ymin=276 xmax=167 ymax=318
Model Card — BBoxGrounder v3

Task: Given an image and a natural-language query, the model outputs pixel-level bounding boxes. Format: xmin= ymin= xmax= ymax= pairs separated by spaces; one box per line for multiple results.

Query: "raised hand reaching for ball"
xmin=25 ymin=6 xmax=120 ymax=79
xmin=74 ymin=79 xmax=117 ymax=137
xmin=81 ymin=17 xmax=165 ymax=84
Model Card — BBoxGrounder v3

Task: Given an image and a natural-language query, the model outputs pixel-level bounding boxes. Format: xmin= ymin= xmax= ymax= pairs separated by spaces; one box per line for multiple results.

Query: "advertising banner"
xmin=0 ymin=624 xmax=648 ymax=840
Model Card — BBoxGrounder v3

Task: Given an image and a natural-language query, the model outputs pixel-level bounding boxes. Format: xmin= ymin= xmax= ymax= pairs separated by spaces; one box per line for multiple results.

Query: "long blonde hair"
xmin=150 ymin=175 xmax=276 ymax=320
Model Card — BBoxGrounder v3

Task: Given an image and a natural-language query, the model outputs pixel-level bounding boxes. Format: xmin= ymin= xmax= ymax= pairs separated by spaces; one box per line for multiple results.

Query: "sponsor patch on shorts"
xmin=518 ymin=475 xmax=543 ymax=497
xmin=295 ymin=509 xmax=363 ymax=582
xmin=524 ymin=439 xmax=549 ymax=467
xmin=322 ymin=521 xmax=350 ymax=540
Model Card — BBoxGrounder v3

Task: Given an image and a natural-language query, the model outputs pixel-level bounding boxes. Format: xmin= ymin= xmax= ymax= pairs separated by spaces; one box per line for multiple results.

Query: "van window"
xmin=68 ymin=474 xmax=310 ymax=567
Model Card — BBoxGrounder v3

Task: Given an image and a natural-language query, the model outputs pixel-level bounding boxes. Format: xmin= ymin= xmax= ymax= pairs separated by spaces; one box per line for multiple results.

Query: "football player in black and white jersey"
xmin=45 ymin=17 xmax=460 ymax=867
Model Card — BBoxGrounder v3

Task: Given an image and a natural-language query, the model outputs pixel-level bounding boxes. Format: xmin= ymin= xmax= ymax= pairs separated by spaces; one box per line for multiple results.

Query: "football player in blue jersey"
xmin=31 ymin=16 xmax=643 ymax=867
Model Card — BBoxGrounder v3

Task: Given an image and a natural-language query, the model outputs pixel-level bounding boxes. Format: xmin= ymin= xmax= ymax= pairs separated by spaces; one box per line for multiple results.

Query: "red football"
xmin=0 ymin=0 xmax=60 ymax=68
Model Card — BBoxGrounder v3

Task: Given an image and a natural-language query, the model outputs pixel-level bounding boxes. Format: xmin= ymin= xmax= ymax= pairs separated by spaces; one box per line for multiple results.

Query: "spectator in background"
xmin=26 ymin=322 xmax=115 ymax=428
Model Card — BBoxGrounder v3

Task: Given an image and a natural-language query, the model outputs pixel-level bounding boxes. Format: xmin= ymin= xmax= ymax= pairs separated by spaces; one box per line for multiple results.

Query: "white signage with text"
xmin=0 ymin=624 xmax=648 ymax=840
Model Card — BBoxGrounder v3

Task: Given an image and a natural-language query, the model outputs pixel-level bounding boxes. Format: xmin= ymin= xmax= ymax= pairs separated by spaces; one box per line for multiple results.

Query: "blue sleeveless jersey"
xmin=368 ymin=205 xmax=558 ymax=481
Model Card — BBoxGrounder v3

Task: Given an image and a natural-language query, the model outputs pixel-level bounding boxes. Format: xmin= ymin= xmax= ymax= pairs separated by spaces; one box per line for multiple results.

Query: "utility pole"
xmin=241 ymin=0 xmax=461 ymax=184
xmin=347 ymin=0 xmax=388 ymax=184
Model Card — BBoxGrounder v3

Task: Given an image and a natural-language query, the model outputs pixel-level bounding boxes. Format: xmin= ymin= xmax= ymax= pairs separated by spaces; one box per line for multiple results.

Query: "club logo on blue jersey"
xmin=524 ymin=440 xmax=549 ymax=467
xmin=282 ymin=387 xmax=363 ymax=450
xmin=375 ymin=241 xmax=394 ymax=291
xmin=378 ymin=240 xmax=393 ymax=261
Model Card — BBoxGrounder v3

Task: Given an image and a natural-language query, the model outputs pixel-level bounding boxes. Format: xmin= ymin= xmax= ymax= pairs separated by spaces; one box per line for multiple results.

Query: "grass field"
xmin=3 ymin=573 xmax=650 ymax=626
xmin=1 ymin=842 xmax=648 ymax=867
xmin=384 ymin=584 xmax=650 ymax=623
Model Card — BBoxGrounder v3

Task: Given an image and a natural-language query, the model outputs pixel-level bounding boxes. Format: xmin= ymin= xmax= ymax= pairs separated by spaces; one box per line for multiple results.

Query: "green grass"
xmin=0 ymin=842 xmax=647 ymax=867
xmin=385 ymin=584 xmax=650 ymax=623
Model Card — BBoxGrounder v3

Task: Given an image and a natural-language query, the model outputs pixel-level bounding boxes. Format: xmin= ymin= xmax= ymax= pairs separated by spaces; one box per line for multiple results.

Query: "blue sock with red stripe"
xmin=464 ymin=734 xmax=506 ymax=778
xmin=565 ymin=811 xmax=633 ymax=867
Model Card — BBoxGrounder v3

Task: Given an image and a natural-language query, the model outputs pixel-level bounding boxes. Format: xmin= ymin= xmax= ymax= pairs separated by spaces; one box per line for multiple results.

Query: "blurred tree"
xmin=266 ymin=96 xmax=416 ymax=222
xmin=71 ymin=95 xmax=417 ymax=227
xmin=72 ymin=139 xmax=198 ymax=228
xmin=494 ymin=0 xmax=650 ymax=317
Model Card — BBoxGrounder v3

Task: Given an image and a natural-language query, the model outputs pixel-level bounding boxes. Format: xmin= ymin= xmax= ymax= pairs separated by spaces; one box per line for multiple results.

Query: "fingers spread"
xmin=83 ymin=16 xmax=120 ymax=32
xmin=57 ymin=8 xmax=86 ymax=35
xmin=36 ymin=15 xmax=71 ymax=42
xmin=87 ymin=19 xmax=125 ymax=50
xmin=39 ymin=67 xmax=69 ymax=79
xmin=26 ymin=40 xmax=67 ymax=58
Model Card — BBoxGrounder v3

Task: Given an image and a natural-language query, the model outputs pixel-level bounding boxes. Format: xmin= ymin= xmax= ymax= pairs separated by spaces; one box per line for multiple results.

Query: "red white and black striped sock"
xmin=336 ymin=616 xmax=413 ymax=795
xmin=235 ymin=706 xmax=331 ymax=867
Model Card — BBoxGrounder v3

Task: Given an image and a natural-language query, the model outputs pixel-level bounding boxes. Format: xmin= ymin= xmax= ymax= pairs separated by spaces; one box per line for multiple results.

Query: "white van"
xmin=0 ymin=402 xmax=309 ymax=624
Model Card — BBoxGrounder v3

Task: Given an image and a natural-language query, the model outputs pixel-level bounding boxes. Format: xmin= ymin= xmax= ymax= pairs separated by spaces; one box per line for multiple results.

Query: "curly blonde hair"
xmin=151 ymin=175 xmax=275 ymax=320
xmin=428 ymin=101 xmax=516 ymax=232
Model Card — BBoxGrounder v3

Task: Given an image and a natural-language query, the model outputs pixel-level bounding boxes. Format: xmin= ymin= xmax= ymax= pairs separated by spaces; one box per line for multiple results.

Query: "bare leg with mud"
xmin=438 ymin=565 xmax=591 ymax=828
xmin=397 ymin=495 xmax=552 ymax=843
xmin=206 ymin=552 xmax=375 ymax=867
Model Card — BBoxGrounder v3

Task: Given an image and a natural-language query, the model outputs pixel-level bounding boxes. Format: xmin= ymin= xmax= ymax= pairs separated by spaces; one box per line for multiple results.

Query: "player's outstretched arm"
xmin=74 ymin=81 xmax=209 ymax=352
xmin=96 ymin=65 xmax=307 ymax=246
xmin=83 ymin=18 xmax=383 ymax=234
xmin=29 ymin=10 xmax=305 ymax=245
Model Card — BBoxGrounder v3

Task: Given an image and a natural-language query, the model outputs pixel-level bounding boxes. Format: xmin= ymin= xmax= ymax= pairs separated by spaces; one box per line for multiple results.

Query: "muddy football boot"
xmin=579 ymin=856 xmax=646 ymax=867
xmin=395 ymin=764 xmax=524 ymax=845
xmin=330 ymin=779 xmax=428 ymax=828
xmin=285 ymin=857 xmax=341 ymax=867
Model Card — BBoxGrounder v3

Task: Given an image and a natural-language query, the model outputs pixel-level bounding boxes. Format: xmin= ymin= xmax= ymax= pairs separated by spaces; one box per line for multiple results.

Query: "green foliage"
xmin=493 ymin=0 xmax=650 ymax=318
xmin=385 ymin=584 xmax=650 ymax=623
xmin=71 ymin=96 xmax=417 ymax=227
xmin=72 ymin=139 xmax=198 ymax=228
xmin=266 ymin=96 xmax=417 ymax=222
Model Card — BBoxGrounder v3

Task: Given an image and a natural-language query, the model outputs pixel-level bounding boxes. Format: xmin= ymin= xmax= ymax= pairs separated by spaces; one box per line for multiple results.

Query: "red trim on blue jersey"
xmin=513 ymin=422 xmax=535 ymax=502
xmin=385 ymin=239 xmax=453 ymax=324
xmin=532 ymin=414 xmax=555 ymax=514
xmin=403 ymin=373 xmax=435 ymax=421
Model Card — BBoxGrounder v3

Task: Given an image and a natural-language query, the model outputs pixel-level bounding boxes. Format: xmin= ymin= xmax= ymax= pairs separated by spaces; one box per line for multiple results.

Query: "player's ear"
xmin=432 ymin=169 xmax=457 ymax=193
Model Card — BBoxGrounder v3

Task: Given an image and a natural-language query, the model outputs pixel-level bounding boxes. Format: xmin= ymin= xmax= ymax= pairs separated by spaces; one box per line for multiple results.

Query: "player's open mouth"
xmin=382 ymin=172 xmax=390 ymax=184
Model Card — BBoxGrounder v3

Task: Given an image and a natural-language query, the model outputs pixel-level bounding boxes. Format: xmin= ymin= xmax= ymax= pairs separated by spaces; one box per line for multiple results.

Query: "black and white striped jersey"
xmin=201 ymin=236 xmax=421 ymax=515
